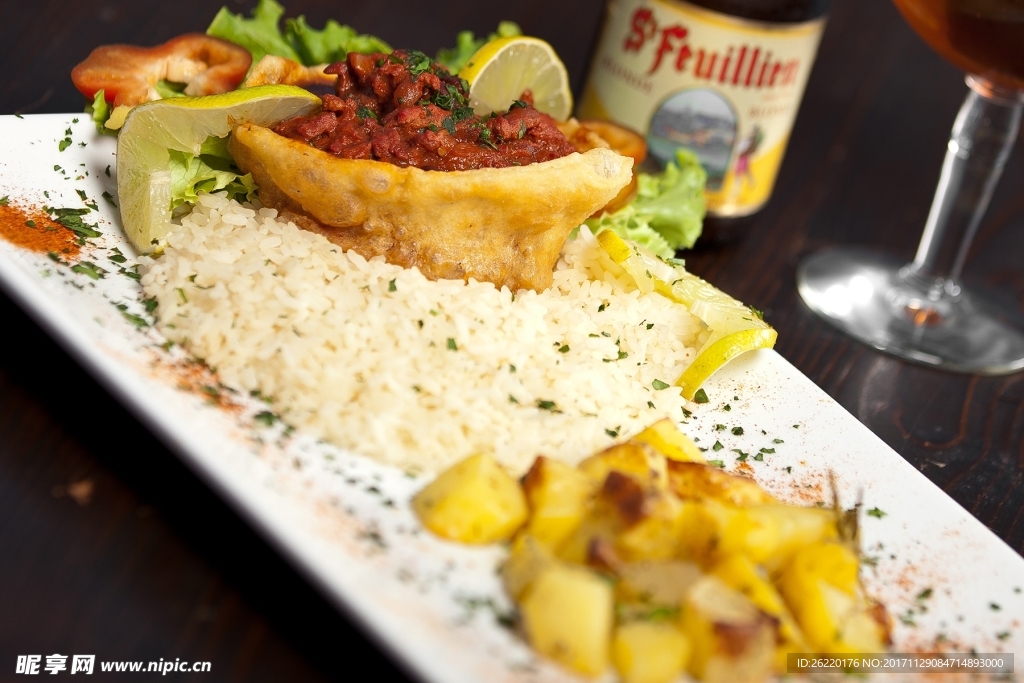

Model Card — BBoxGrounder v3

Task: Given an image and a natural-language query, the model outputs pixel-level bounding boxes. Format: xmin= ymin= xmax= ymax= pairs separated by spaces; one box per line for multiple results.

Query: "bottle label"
xmin=578 ymin=0 xmax=826 ymax=216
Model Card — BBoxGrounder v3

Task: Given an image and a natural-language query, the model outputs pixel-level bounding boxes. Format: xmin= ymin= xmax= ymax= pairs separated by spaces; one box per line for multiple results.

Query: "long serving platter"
xmin=0 ymin=114 xmax=1021 ymax=682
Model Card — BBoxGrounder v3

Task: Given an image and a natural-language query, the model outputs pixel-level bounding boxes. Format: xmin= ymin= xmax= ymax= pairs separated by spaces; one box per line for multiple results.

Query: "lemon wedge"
xmin=458 ymin=36 xmax=572 ymax=121
xmin=116 ymin=85 xmax=320 ymax=252
xmin=596 ymin=230 xmax=777 ymax=400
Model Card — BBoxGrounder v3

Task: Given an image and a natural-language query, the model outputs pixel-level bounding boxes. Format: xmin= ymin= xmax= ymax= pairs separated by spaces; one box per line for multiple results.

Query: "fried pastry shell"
xmin=228 ymin=123 xmax=633 ymax=291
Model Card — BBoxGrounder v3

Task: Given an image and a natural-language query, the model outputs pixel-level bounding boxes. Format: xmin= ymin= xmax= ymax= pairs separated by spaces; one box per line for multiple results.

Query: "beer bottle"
xmin=578 ymin=0 xmax=830 ymax=244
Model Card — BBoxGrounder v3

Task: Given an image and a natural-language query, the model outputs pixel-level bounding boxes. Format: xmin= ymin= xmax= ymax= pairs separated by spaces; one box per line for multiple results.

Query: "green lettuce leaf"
xmin=86 ymin=90 xmax=113 ymax=135
xmin=207 ymin=0 xmax=390 ymax=68
xmin=285 ymin=16 xmax=391 ymax=65
xmin=435 ymin=21 xmax=521 ymax=73
xmin=586 ymin=148 xmax=707 ymax=257
xmin=207 ymin=0 xmax=300 ymax=64
xmin=168 ymin=136 xmax=255 ymax=209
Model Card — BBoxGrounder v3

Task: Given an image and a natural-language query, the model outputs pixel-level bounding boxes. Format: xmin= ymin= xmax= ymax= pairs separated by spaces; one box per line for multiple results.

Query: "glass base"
xmin=797 ymin=248 xmax=1024 ymax=374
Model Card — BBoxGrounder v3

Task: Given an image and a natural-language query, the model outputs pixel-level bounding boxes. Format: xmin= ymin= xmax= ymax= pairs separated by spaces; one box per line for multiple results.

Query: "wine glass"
xmin=796 ymin=0 xmax=1024 ymax=374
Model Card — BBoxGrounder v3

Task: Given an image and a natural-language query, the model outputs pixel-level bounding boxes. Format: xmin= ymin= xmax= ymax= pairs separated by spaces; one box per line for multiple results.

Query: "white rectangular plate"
xmin=1 ymin=114 xmax=1021 ymax=682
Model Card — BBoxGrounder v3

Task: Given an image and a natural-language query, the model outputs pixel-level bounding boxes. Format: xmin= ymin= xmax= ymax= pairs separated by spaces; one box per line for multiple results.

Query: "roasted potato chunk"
xmin=777 ymin=541 xmax=890 ymax=653
xmin=631 ymin=419 xmax=705 ymax=464
xmin=412 ymin=453 xmax=527 ymax=544
xmin=229 ymin=123 xmax=632 ymax=292
xmin=612 ymin=621 xmax=690 ymax=683
xmin=679 ymin=576 xmax=776 ymax=683
xmin=520 ymin=564 xmax=614 ymax=677
xmin=522 ymin=456 xmax=595 ymax=549
xmin=667 ymin=461 xmax=776 ymax=505
xmin=502 ymin=534 xmax=557 ymax=601
xmin=578 ymin=441 xmax=668 ymax=489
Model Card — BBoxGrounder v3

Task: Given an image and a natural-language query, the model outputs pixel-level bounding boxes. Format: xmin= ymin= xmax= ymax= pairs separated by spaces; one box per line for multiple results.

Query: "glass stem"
xmin=908 ymin=76 xmax=1023 ymax=293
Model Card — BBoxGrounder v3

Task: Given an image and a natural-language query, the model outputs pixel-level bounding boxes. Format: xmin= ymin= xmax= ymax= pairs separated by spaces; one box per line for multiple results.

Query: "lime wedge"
xmin=596 ymin=230 xmax=776 ymax=400
xmin=458 ymin=36 xmax=572 ymax=121
xmin=116 ymin=85 xmax=320 ymax=252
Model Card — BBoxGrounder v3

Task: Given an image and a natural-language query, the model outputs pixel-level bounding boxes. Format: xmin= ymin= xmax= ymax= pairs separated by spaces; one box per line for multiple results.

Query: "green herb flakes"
xmin=759 ymin=447 xmax=775 ymax=454
xmin=388 ymin=278 xmax=397 ymax=292
xmin=693 ymin=388 xmax=709 ymax=403
xmin=254 ymin=411 xmax=278 ymax=426
xmin=558 ymin=344 xmax=570 ymax=354
xmin=731 ymin=426 xmax=744 ymax=435
xmin=71 ymin=261 xmax=105 ymax=279
xmin=447 ymin=337 xmax=458 ymax=351
xmin=605 ymin=428 xmax=619 ymax=438
xmin=708 ymin=459 xmax=724 ymax=468
xmin=536 ymin=399 xmax=557 ymax=412
xmin=867 ymin=507 xmax=887 ymax=519
xmin=712 ymin=441 xmax=723 ymax=451
xmin=652 ymin=379 xmax=669 ymax=390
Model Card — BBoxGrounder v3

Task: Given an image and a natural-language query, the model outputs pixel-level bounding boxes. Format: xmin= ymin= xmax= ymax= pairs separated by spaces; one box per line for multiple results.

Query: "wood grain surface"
xmin=1 ymin=0 xmax=1021 ymax=680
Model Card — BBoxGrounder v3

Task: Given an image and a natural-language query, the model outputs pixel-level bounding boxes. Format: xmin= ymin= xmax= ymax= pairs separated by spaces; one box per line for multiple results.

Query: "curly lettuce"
xmin=586 ymin=148 xmax=707 ymax=258
xmin=169 ymin=136 xmax=255 ymax=211
xmin=206 ymin=0 xmax=391 ymax=67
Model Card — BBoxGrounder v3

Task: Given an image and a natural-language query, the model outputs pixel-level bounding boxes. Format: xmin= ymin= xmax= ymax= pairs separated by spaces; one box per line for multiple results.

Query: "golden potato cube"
xmin=741 ymin=505 xmax=839 ymax=571
xmin=556 ymin=511 xmax=621 ymax=565
xmin=520 ymin=564 xmax=614 ymax=677
xmin=667 ymin=461 xmax=777 ymax=506
xmin=680 ymin=576 xmax=776 ymax=683
xmin=612 ymin=621 xmax=690 ymax=683
xmin=412 ymin=453 xmax=527 ymax=544
xmin=710 ymin=554 xmax=807 ymax=672
xmin=578 ymin=441 xmax=667 ymax=489
xmin=679 ymin=500 xmax=838 ymax=570
xmin=502 ymin=534 xmax=556 ymax=600
xmin=616 ymin=560 xmax=702 ymax=607
xmin=522 ymin=456 xmax=595 ymax=549
xmin=631 ymin=418 xmax=705 ymax=463
xmin=615 ymin=493 xmax=687 ymax=562
xmin=777 ymin=541 xmax=870 ymax=652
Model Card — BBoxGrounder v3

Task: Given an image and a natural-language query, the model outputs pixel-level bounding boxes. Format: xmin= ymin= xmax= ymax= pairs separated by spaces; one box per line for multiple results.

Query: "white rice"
xmin=140 ymin=193 xmax=707 ymax=473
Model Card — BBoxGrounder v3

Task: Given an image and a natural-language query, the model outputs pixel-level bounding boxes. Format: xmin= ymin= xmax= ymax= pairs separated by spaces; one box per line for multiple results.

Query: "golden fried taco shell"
xmin=228 ymin=123 xmax=633 ymax=291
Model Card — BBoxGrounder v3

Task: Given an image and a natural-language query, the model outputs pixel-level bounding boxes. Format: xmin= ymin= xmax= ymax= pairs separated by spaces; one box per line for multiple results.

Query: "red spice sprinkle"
xmin=0 ymin=199 xmax=81 ymax=257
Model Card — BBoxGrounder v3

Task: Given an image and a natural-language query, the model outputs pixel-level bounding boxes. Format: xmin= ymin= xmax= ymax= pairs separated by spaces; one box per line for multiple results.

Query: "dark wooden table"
xmin=1 ymin=0 xmax=1021 ymax=680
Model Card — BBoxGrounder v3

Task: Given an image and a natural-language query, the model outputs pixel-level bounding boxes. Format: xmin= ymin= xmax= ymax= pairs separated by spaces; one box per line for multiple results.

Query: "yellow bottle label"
xmin=578 ymin=0 xmax=826 ymax=216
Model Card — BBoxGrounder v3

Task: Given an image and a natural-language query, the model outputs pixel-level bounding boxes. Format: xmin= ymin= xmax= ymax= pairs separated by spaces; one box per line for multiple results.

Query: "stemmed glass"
xmin=797 ymin=0 xmax=1024 ymax=373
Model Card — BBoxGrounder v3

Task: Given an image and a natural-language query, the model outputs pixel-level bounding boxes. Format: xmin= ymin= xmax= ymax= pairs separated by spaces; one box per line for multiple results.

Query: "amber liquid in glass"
xmin=893 ymin=0 xmax=1024 ymax=90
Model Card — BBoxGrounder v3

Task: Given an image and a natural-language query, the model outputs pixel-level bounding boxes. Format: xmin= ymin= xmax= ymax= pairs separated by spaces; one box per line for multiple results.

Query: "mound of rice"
xmin=140 ymin=193 xmax=706 ymax=473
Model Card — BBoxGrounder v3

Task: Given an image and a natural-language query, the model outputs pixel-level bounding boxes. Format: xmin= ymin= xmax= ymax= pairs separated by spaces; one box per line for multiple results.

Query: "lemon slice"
xmin=596 ymin=230 xmax=777 ymax=400
xmin=458 ymin=36 xmax=572 ymax=121
xmin=116 ymin=85 xmax=320 ymax=252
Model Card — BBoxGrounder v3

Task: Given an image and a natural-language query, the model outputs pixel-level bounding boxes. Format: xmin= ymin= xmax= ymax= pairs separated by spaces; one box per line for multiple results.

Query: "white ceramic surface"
xmin=0 ymin=115 xmax=1021 ymax=682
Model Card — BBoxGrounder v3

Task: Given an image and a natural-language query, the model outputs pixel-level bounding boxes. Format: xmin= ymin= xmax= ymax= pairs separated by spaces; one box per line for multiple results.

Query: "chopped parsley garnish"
xmin=731 ymin=426 xmax=744 ymax=435
xmin=446 ymin=337 xmax=458 ymax=351
xmin=442 ymin=116 xmax=457 ymax=135
xmin=647 ymin=401 xmax=656 ymax=409
xmin=254 ymin=411 xmax=278 ymax=426
xmin=753 ymin=453 xmax=764 ymax=461
xmin=759 ymin=447 xmax=775 ymax=454
xmin=509 ymin=364 xmax=516 ymax=373
xmin=405 ymin=50 xmax=434 ymax=77
xmin=708 ymin=459 xmax=724 ymax=468
xmin=108 ymin=248 xmax=127 ymax=264
xmin=59 ymin=137 xmax=72 ymax=152
xmin=722 ymin=404 xmax=731 ymax=411
xmin=652 ymin=379 xmax=669 ymax=390
xmin=693 ymin=388 xmax=709 ymax=403
xmin=25 ymin=220 xmax=35 ymax=228
xmin=712 ymin=441 xmax=723 ymax=451
xmin=535 ymin=399 xmax=557 ymax=411
xmin=0 ymin=196 xmax=8 ymax=206
xmin=990 ymin=602 xmax=1001 ymax=611
xmin=733 ymin=450 xmax=748 ymax=462
xmin=388 ymin=278 xmax=397 ymax=292
xmin=749 ymin=305 xmax=764 ymax=319
xmin=916 ymin=588 xmax=933 ymax=601
xmin=510 ymin=99 xmax=528 ymax=109
xmin=867 ymin=507 xmax=887 ymax=519
xmin=558 ymin=344 xmax=570 ymax=353
xmin=356 ymin=106 xmax=379 ymax=120
xmin=605 ymin=428 xmax=619 ymax=438
xmin=714 ymin=424 xmax=726 ymax=431
xmin=175 ymin=287 xmax=188 ymax=304
xmin=143 ymin=297 xmax=158 ymax=314
xmin=71 ymin=261 xmax=106 ymax=279
xmin=773 ymin=438 xmax=784 ymax=444
xmin=598 ymin=303 xmax=607 ymax=312
xmin=508 ymin=394 xmax=518 ymax=404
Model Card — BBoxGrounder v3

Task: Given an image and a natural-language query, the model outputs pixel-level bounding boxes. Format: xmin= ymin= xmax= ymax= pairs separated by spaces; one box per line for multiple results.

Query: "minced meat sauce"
xmin=272 ymin=50 xmax=575 ymax=172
